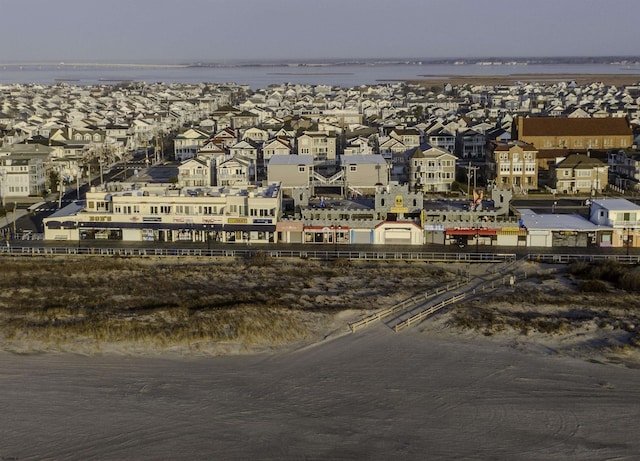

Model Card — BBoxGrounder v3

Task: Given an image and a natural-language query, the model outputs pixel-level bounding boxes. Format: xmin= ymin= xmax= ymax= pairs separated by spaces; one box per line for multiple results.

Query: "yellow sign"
xmin=228 ymin=218 xmax=248 ymax=224
xmin=390 ymin=207 xmax=409 ymax=214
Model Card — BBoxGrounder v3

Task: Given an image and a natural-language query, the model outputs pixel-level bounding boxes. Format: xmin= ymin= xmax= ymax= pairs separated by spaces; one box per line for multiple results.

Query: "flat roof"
xmin=590 ymin=198 xmax=640 ymax=211
xmin=518 ymin=209 xmax=603 ymax=231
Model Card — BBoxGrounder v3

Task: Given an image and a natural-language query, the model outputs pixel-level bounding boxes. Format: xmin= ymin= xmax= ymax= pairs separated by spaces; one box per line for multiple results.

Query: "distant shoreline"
xmin=393 ymin=73 xmax=640 ymax=86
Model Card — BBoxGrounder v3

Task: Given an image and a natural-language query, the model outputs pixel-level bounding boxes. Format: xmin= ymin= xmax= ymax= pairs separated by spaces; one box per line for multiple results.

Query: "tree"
xmin=48 ymin=170 xmax=60 ymax=193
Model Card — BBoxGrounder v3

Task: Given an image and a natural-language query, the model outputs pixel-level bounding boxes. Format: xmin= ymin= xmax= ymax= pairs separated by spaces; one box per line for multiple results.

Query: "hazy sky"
xmin=3 ymin=0 xmax=639 ymax=63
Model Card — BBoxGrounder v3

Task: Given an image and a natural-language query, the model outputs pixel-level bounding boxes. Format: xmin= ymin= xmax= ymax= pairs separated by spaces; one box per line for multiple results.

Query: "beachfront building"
xmin=589 ymin=198 xmax=640 ymax=249
xmin=43 ymin=182 xmax=282 ymax=244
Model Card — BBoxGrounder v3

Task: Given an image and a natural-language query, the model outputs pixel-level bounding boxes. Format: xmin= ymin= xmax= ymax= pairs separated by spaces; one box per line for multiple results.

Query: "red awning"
xmin=445 ymin=228 xmax=498 ymax=236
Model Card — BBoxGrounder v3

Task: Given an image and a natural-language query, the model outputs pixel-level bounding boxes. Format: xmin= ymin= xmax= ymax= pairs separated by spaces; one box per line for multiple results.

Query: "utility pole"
xmin=464 ymin=162 xmax=480 ymax=199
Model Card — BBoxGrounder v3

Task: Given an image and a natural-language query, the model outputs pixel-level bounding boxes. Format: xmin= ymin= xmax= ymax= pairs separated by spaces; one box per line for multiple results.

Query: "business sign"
xmin=253 ymin=219 xmax=273 ymax=224
xmin=228 ymin=218 xmax=248 ymax=224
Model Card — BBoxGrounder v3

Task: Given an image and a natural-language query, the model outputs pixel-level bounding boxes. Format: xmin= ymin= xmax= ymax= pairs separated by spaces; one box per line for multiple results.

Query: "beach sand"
xmin=2 ymin=324 xmax=640 ymax=460
xmin=2 ymin=261 xmax=640 ymax=460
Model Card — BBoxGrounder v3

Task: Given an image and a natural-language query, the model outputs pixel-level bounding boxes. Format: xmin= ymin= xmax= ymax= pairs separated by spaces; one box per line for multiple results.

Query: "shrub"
xmin=577 ymin=279 xmax=609 ymax=293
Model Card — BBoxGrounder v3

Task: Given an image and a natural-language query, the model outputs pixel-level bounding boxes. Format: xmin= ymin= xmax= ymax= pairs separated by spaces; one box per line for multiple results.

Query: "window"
xmin=350 ymin=166 xmax=357 ymax=172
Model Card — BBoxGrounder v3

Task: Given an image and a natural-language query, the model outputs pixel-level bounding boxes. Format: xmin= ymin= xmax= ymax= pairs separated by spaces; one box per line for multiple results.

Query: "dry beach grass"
xmin=1 ymin=254 xmax=640 ymax=364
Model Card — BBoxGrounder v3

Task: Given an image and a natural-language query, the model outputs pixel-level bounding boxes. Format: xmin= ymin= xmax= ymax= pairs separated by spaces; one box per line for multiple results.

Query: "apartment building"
xmin=486 ymin=141 xmax=539 ymax=192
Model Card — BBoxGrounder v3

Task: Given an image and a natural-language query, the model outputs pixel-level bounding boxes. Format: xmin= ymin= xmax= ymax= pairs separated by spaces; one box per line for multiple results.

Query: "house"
xmin=607 ymin=148 xmax=640 ymax=191
xmin=426 ymin=126 xmax=457 ymax=153
xmin=173 ymin=128 xmax=210 ymax=162
xmin=216 ymin=156 xmax=255 ymax=187
xmin=241 ymin=127 xmax=269 ymax=145
xmin=389 ymin=127 xmax=422 ymax=148
xmin=296 ymin=131 xmax=337 ymax=163
xmin=408 ymin=145 xmax=456 ymax=193
xmin=210 ymin=127 xmax=238 ymax=149
xmin=262 ymin=138 xmax=292 ymax=165
xmin=456 ymin=128 xmax=486 ymax=159
xmin=378 ymin=136 xmax=407 ymax=160
xmin=177 ymin=158 xmax=211 ymax=188
xmin=341 ymin=154 xmax=389 ymax=196
xmin=266 ymin=154 xmax=314 ymax=193
xmin=486 ymin=141 xmax=539 ymax=192
xmin=553 ymin=153 xmax=609 ymax=194
xmin=589 ymin=198 xmax=640 ymax=248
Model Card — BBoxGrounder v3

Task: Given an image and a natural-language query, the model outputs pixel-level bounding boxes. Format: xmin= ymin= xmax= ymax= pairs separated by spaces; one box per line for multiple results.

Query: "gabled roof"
xmin=555 ymin=153 xmax=607 ymax=169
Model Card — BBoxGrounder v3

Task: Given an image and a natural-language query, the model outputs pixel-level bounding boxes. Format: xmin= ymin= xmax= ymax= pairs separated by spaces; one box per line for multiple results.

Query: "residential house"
xmin=177 ymin=158 xmax=211 ymax=188
xmin=266 ymin=154 xmax=314 ymax=193
xmin=607 ymin=148 xmax=640 ymax=191
xmin=389 ymin=127 xmax=422 ymax=148
xmin=378 ymin=136 xmax=407 ymax=161
xmin=456 ymin=127 xmax=486 ymax=159
xmin=342 ymin=154 xmax=389 ymax=196
xmin=553 ymin=153 xmax=609 ymax=194
xmin=262 ymin=138 xmax=292 ymax=165
xmin=408 ymin=145 xmax=456 ymax=193
xmin=216 ymin=156 xmax=255 ymax=187
xmin=296 ymin=131 xmax=337 ymax=163
xmin=173 ymin=128 xmax=210 ymax=162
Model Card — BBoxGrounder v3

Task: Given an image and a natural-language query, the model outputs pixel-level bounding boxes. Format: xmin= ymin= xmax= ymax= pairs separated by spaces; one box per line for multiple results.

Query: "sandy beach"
xmin=2 ymin=324 xmax=640 ymax=460
xmin=1 ymin=258 xmax=640 ymax=460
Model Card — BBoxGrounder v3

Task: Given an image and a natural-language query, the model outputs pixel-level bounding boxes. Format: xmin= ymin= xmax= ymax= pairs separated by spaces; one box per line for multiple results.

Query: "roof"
xmin=340 ymin=154 xmax=387 ymax=165
xmin=556 ymin=153 xmax=607 ymax=169
xmin=519 ymin=117 xmax=632 ymax=137
xmin=517 ymin=209 xmax=603 ymax=231
xmin=590 ymin=198 xmax=640 ymax=211
xmin=268 ymin=154 xmax=314 ymax=166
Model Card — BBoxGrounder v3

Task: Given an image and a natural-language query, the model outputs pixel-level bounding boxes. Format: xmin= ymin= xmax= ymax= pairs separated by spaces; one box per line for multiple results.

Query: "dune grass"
xmin=0 ymin=256 xmax=451 ymax=352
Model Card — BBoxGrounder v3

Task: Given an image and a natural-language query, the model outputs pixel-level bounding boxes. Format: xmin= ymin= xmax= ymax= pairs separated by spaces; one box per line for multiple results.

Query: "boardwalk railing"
xmin=0 ymin=245 xmax=517 ymax=263
xmin=394 ymin=293 xmax=467 ymax=332
xmin=349 ymin=280 xmax=469 ymax=332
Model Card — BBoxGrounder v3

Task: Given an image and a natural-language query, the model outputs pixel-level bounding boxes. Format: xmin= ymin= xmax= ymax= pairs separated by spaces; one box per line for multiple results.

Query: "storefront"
xmin=444 ymin=228 xmax=498 ymax=247
xmin=303 ymin=225 xmax=351 ymax=245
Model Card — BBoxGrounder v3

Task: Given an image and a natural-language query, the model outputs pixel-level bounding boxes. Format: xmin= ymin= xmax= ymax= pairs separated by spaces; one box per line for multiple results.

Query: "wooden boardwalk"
xmin=350 ymin=258 xmax=529 ymax=333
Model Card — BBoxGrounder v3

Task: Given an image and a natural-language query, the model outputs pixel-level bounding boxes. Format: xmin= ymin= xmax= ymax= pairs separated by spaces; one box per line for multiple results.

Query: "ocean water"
xmin=0 ymin=61 xmax=639 ymax=89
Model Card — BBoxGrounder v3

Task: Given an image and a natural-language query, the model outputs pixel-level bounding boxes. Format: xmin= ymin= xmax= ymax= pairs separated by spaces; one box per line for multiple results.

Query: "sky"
xmin=2 ymin=0 xmax=639 ymax=63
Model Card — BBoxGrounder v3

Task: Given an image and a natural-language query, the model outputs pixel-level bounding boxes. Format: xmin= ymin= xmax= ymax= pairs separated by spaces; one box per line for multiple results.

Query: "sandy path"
xmin=2 ymin=325 xmax=639 ymax=460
